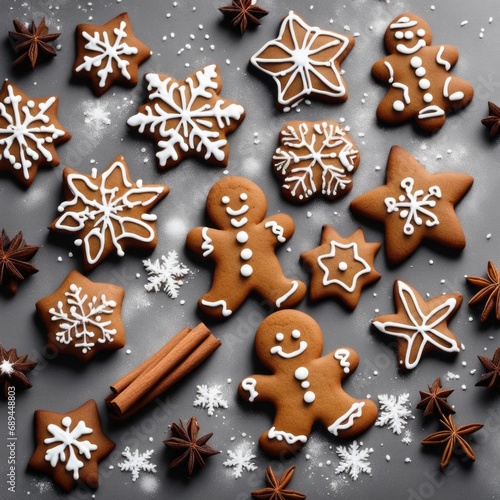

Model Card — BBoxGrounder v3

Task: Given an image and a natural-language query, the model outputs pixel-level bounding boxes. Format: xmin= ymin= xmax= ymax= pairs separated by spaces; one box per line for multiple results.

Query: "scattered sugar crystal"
xmin=462 ymin=361 xmax=467 ymax=367
xmin=405 ymin=458 xmax=412 ymax=463
xmin=386 ymin=455 xmax=391 ymax=462
xmin=486 ymin=233 xmax=491 ymax=239
xmin=306 ymin=211 xmax=312 ymax=218
xmin=135 ymin=273 xmax=141 ymax=279
xmin=126 ymin=349 xmax=132 ymax=355
xmin=461 ymin=385 xmax=467 ymax=390
xmin=470 ymin=369 xmax=476 ymax=375
xmin=461 ymin=20 xmax=468 ymax=26
xmin=57 ymin=256 xmax=62 ymax=262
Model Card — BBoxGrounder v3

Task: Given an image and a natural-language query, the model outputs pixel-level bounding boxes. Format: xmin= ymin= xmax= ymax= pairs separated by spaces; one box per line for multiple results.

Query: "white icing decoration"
xmin=423 ymin=93 xmax=433 ymax=103
xmin=418 ymin=105 xmax=445 ymax=119
xmin=240 ymin=248 xmax=252 ymax=260
xmin=384 ymin=61 xmax=394 ymax=83
xmin=240 ymin=264 xmax=253 ymax=277
xmin=395 ymin=31 xmax=404 ymax=40
xmin=201 ymin=299 xmax=232 ymax=316
xmin=393 ymin=82 xmax=410 ymax=104
xmin=416 ymin=29 xmax=426 ymax=37
xmin=264 ymin=221 xmax=287 ymax=243
xmin=270 ymin=340 xmax=308 ymax=359
xmin=49 ymin=283 xmax=117 ymax=354
xmin=328 ymin=402 xmax=365 ymax=436
xmin=393 ymin=100 xmax=405 ymax=112
xmin=301 ymin=381 xmax=310 ymax=389
xmin=338 ymin=261 xmax=348 ymax=272
xmin=268 ymin=427 xmax=307 ymax=444
xmin=250 ymin=11 xmax=352 ymax=107
xmin=418 ymin=79 xmax=431 ymax=90
xmin=275 ymin=280 xmax=299 ymax=308
xmin=404 ymin=31 xmax=414 ymax=40
xmin=436 ymin=46 xmax=451 ymax=71
xmin=334 ymin=348 xmax=351 ymax=373
xmin=127 ymin=65 xmax=245 ymax=167
xmin=292 ymin=329 xmax=301 ymax=339
xmin=372 ymin=280 xmax=461 ymax=370
xmin=54 ymin=159 xmax=165 ymax=266
xmin=0 ymin=84 xmax=66 ymax=181
xmin=443 ymin=76 xmax=465 ymax=101
xmin=294 ymin=366 xmax=309 ymax=380
xmin=396 ymin=39 xmax=426 ymax=54
xmin=75 ymin=20 xmax=139 ymax=88
xmin=236 ymin=231 xmax=248 ymax=243
xmin=222 ymin=196 xmax=230 ymax=204
xmin=230 ymin=217 xmax=248 ymax=228
xmin=384 ymin=177 xmax=441 ymax=235
xmin=303 ymin=391 xmax=316 ymax=403
xmin=226 ymin=204 xmax=249 ymax=216
xmin=241 ymin=377 xmax=258 ymax=402
xmin=410 ymin=56 xmax=422 ymax=68
xmin=415 ymin=67 xmax=426 ymax=77
xmin=276 ymin=333 xmax=284 ymax=342
xmin=317 ymin=241 xmax=371 ymax=293
xmin=240 ymin=193 xmax=248 ymax=201
xmin=44 ymin=416 xmax=97 ymax=480
xmin=390 ymin=17 xmax=418 ymax=30
xmin=201 ymin=227 xmax=214 ymax=257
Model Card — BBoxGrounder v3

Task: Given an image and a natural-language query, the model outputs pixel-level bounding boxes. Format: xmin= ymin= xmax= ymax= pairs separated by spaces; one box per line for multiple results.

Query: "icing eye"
xmin=394 ymin=31 xmax=404 ymax=39
xmin=291 ymin=329 xmax=301 ymax=339
xmin=405 ymin=31 xmax=414 ymax=40
xmin=240 ymin=193 xmax=248 ymax=201
xmin=221 ymin=196 xmax=230 ymax=204
xmin=275 ymin=333 xmax=284 ymax=342
xmin=417 ymin=29 xmax=426 ymax=37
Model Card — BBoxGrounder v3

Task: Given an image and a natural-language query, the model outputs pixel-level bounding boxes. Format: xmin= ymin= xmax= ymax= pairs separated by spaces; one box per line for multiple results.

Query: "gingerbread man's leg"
xmin=255 ymin=275 xmax=306 ymax=310
xmin=198 ymin=281 xmax=249 ymax=319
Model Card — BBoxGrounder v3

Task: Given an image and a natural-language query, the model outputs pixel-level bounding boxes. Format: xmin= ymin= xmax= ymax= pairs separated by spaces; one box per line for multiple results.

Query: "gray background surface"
xmin=0 ymin=0 xmax=499 ymax=498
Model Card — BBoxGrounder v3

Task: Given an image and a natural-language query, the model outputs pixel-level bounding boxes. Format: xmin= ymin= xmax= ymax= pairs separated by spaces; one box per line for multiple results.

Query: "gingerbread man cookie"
xmin=372 ymin=13 xmax=473 ymax=132
xmin=186 ymin=176 xmax=306 ymax=319
xmin=239 ymin=310 xmax=378 ymax=456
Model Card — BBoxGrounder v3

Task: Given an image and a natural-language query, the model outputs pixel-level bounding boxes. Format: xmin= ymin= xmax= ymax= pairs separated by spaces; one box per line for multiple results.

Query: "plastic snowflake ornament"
xmin=335 ymin=440 xmax=373 ymax=481
xmin=143 ymin=251 xmax=190 ymax=298
xmin=118 ymin=447 xmax=157 ymax=482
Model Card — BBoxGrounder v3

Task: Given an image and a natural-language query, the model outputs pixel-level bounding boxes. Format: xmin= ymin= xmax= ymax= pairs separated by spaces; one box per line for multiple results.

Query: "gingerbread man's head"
xmin=255 ymin=310 xmax=323 ymax=371
xmin=206 ymin=176 xmax=268 ymax=230
xmin=384 ymin=14 xmax=432 ymax=55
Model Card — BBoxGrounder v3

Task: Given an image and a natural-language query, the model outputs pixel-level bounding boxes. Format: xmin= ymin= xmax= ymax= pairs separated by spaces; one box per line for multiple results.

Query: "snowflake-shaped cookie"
xmin=118 ymin=447 xmax=157 ymax=482
xmin=223 ymin=446 xmax=258 ymax=478
xmin=127 ymin=64 xmax=245 ymax=170
xmin=73 ymin=13 xmax=151 ymax=96
xmin=0 ymin=80 xmax=70 ymax=188
xmin=250 ymin=11 xmax=355 ymax=111
xmin=36 ymin=270 xmax=126 ymax=362
xmin=335 ymin=440 xmax=373 ymax=481
xmin=375 ymin=393 xmax=412 ymax=435
xmin=28 ymin=400 xmax=115 ymax=493
xmin=273 ymin=120 xmax=359 ymax=203
xmin=193 ymin=384 xmax=229 ymax=416
xmin=49 ymin=155 xmax=169 ymax=271
xmin=143 ymin=251 xmax=190 ymax=298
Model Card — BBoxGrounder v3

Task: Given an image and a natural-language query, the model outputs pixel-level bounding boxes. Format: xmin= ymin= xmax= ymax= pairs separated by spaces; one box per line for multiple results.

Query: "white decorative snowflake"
xmin=384 ymin=177 xmax=441 ymax=235
xmin=118 ymin=447 xmax=157 ymax=482
xmin=0 ymin=83 xmax=66 ymax=181
xmin=193 ymin=384 xmax=228 ymax=416
xmin=127 ymin=64 xmax=245 ymax=168
xmin=143 ymin=251 xmax=190 ymax=298
xmin=401 ymin=430 xmax=413 ymax=445
xmin=75 ymin=20 xmax=138 ymax=89
xmin=49 ymin=283 xmax=117 ymax=354
xmin=335 ymin=440 xmax=373 ymax=481
xmin=44 ymin=416 xmax=97 ymax=480
xmin=273 ymin=121 xmax=358 ymax=201
xmin=375 ymin=393 xmax=412 ymax=435
xmin=223 ymin=447 xmax=257 ymax=478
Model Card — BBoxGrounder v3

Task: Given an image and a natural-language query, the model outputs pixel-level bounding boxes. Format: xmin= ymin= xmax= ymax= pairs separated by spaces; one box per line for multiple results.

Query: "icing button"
xmin=303 ymin=391 xmax=315 ymax=403
xmin=240 ymin=248 xmax=252 ymax=260
xmin=338 ymin=261 xmax=348 ymax=272
xmin=236 ymin=231 xmax=249 ymax=244
xmin=294 ymin=366 xmax=309 ymax=380
xmin=240 ymin=264 xmax=253 ymax=277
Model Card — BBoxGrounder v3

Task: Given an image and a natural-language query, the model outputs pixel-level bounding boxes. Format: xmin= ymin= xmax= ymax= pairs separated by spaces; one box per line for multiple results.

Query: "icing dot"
xmin=395 ymin=31 xmax=404 ymax=39
xmin=423 ymin=93 xmax=433 ymax=103
xmin=410 ymin=56 xmax=422 ymax=68
xmin=292 ymin=329 xmax=301 ymax=339
xmin=295 ymin=366 xmax=309 ymax=380
xmin=221 ymin=196 xmax=230 ymax=204
xmin=240 ymin=264 xmax=253 ymax=277
xmin=304 ymin=391 xmax=316 ymax=403
xmin=276 ymin=333 xmax=284 ymax=342
xmin=393 ymin=100 xmax=405 ymax=111
xmin=301 ymin=381 xmax=310 ymax=389
xmin=338 ymin=261 xmax=348 ymax=272
xmin=240 ymin=248 xmax=252 ymax=260
xmin=236 ymin=231 xmax=248 ymax=243
xmin=240 ymin=193 xmax=248 ymax=201
xmin=417 ymin=29 xmax=426 ymax=37
xmin=415 ymin=67 xmax=426 ymax=77
xmin=419 ymin=78 xmax=431 ymax=90
xmin=404 ymin=30 xmax=414 ymax=39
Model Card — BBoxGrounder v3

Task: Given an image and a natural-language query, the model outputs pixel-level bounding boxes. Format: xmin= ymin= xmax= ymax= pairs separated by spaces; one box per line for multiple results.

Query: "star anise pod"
xmin=252 ymin=465 xmax=306 ymax=500
xmin=0 ymin=229 xmax=39 ymax=295
xmin=421 ymin=414 xmax=483 ymax=469
xmin=466 ymin=261 xmax=500 ymax=323
xmin=0 ymin=344 xmax=37 ymax=397
xmin=163 ymin=416 xmax=220 ymax=476
xmin=476 ymin=347 xmax=500 ymax=390
xmin=9 ymin=18 xmax=60 ymax=69
xmin=481 ymin=101 xmax=500 ymax=138
xmin=219 ymin=0 xmax=269 ymax=34
xmin=416 ymin=377 xmax=455 ymax=418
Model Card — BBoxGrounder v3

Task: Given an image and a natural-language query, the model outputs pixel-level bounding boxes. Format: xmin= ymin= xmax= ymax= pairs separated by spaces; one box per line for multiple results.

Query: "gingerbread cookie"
xmin=273 ymin=120 xmax=360 ymax=203
xmin=0 ymin=80 xmax=70 ymax=188
xmin=300 ymin=225 xmax=381 ymax=310
xmin=372 ymin=279 xmax=463 ymax=371
xmin=36 ymin=270 xmax=126 ymax=362
xmin=250 ymin=11 xmax=355 ymax=111
xmin=127 ymin=64 xmax=245 ymax=170
xmin=372 ymin=13 xmax=473 ymax=132
xmin=28 ymin=399 xmax=115 ymax=493
xmin=73 ymin=13 xmax=151 ymax=96
xmin=349 ymin=145 xmax=473 ymax=265
xmin=186 ymin=176 xmax=306 ymax=319
xmin=48 ymin=155 xmax=169 ymax=271
xmin=239 ymin=310 xmax=377 ymax=456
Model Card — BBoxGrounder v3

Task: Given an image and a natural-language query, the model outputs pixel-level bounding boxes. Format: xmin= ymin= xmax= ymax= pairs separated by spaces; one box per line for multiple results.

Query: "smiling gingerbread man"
xmin=239 ymin=310 xmax=378 ymax=456
xmin=186 ymin=176 xmax=306 ymax=319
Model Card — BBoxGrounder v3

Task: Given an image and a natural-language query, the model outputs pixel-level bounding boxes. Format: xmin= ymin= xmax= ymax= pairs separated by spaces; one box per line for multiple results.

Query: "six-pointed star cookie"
xmin=372 ymin=279 xmax=463 ymax=371
xmin=127 ymin=64 xmax=245 ymax=170
xmin=49 ymin=155 xmax=169 ymax=271
xmin=250 ymin=11 xmax=355 ymax=111
xmin=350 ymin=145 xmax=473 ymax=265
xmin=0 ymin=80 xmax=71 ymax=188
xmin=73 ymin=12 xmax=151 ymax=96
xmin=300 ymin=225 xmax=381 ymax=310
xmin=28 ymin=399 xmax=115 ymax=493
xmin=36 ymin=270 xmax=126 ymax=362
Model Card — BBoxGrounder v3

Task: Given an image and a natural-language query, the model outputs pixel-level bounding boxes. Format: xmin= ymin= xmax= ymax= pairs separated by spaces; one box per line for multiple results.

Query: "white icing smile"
xmin=396 ymin=39 xmax=426 ymax=54
xmin=226 ymin=205 xmax=249 ymax=216
xmin=270 ymin=329 xmax=307 ymax=358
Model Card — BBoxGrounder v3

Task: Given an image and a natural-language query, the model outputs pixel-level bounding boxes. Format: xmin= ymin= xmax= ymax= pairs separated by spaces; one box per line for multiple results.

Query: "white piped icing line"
xmin=275 ymin=280 xmax=299 ymax=307
xmin=268 ymin=427 xmax=308 ymax=445
xmin=201 ymin=299 xmax=232 ymax=317
xmin=270 ymin=329 xmax=307 ymax=359
xmin=390 ymin=16 xmax=418 ymax=30
xmin=264 ymin=221 xmax=286 ymax=243
xmin=334 ymin=349 xmax=351 ymax=373
xmin=328 ymin=402 xmax=365 ymax=436
xmin=436 ymin=46 xmax=451 ymax=71
xmin=443 ymin=76 xmax=465 ymax=101
xmin=201 ymin=227 xmax=214 ymax=257
xmin=241 ymin=377 xmax=258 ymax=402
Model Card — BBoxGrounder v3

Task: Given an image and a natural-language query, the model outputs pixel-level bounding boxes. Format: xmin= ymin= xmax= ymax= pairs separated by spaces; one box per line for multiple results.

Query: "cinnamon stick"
xmin=106 ymin=323 xmax=221 ymax=420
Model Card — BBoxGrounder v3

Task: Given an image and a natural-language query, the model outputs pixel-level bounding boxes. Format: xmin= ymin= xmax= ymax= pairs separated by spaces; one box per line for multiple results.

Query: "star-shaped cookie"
xmin=372 ymin=279 xmax=463 ymax=371
xmin=127 ymin=64 xmax=245 ymax=170
xmin=48 ymin=155 xmax=169 ymax=271
xmin=36 ymin=270 xmax=126 ymax=362
xmin=300 ymin=225 xmax=381 ymax=310
xmin=250 ymin=11 xmax=355 ymax=111
xmin=73 ymin=12 xmax=151 ymax=96
xmin=350 ymin=145 xmax=473 ymax=265
xmin=28 ymin=400 xmax=115 ymax=493
xmin=0 ymin=80 xmax=71 ymax=188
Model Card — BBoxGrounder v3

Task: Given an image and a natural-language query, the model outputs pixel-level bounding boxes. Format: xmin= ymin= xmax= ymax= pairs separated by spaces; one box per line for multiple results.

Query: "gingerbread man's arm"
xmin=186 ymin=226 xmax=220 ymax=259
xmin=433 ymin=44 xmax=459 ymax=70
xmin=371 ymin=56 xmax=393 ymax=83
xmin=262 ymin=214 xmax=295 ymax=245
xmin=239 ymin=374 xmax=277 ymax=404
